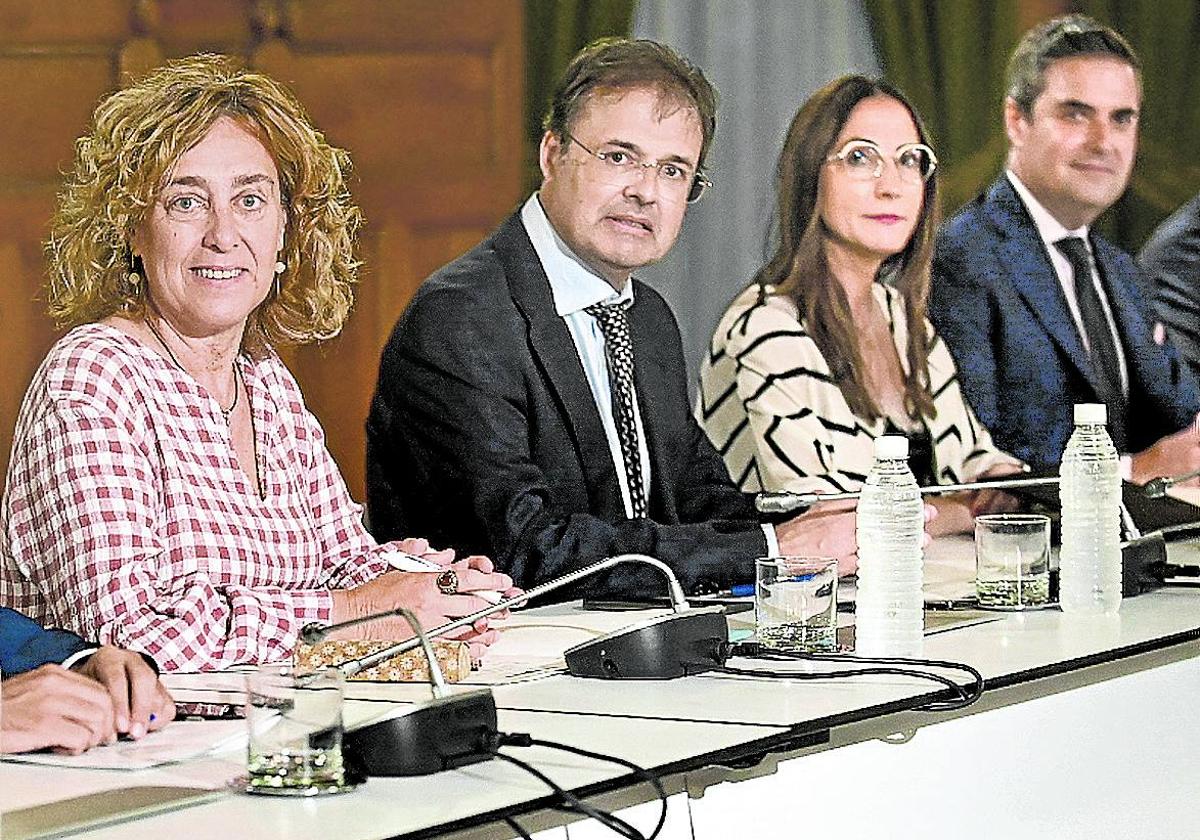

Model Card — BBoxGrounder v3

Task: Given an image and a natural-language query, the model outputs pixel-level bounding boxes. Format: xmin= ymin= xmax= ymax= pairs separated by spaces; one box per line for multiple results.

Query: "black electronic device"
xmin=343 ymin=689 xmax=498 ymax=777
xmin=1123 ymin=532 xmax=1170 ymax=596
xmin=563 ymin=607 xmax=729 ymax=679
xmin=300 ymin=606 xmax=499 ymax=778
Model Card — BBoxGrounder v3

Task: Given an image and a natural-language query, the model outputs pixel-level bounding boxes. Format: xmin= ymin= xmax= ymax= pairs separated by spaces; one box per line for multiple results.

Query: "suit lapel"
xmin=985 ymin=179 xmax=1108 ymax=398
xmin=627 ymin=283 xmax=675 ymax=516
xmin=492 ymin=215 xmax=624 ymax=518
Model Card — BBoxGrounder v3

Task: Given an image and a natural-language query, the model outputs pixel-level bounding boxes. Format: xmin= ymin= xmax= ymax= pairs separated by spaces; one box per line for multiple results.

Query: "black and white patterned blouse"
xmin=698 ymin=283 xmax=1022 ymax=494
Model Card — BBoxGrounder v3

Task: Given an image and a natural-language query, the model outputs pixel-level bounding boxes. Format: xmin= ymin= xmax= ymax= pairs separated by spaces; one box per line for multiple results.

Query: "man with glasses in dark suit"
xmin=367 ymin=38 xmax=862 ymax=598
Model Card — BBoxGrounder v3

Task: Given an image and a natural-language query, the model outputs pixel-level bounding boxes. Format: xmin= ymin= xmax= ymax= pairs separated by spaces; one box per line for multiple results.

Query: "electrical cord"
xmin=484 ymin=732 xmax=669 ymax=840
xmin=720 ymin=642 xmax=985 ymax=712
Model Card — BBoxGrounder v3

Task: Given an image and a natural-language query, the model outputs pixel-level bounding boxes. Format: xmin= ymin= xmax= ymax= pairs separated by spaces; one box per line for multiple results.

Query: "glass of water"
xmin=755 ymin=557 xmax=839 ymax=652
xmin=244 ymin=665 xmax=350 ymax=795
xmin=975 ymin=514 xmax=1051 ymax=609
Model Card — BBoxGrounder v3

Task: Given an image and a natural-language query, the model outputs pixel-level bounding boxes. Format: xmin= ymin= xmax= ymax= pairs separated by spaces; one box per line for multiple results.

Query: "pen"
xmin=730 ymin=584 xmax=755 ymax=597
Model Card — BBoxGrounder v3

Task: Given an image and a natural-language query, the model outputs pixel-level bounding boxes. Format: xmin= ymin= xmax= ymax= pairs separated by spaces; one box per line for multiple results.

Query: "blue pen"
xmin=730 ymin=583 xmax=755 ymax=597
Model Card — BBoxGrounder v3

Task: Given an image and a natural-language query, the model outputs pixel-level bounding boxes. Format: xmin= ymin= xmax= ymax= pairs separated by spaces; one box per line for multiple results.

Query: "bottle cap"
xmin=1073 ymin=403 xmax=1107 ymax=425
xmin=874 ymin=435 xmax=909 ymax=460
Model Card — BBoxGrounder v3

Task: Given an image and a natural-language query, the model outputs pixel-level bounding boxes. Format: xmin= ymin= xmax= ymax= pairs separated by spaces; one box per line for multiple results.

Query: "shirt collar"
xmin=1006 ymin=170 xmax=1091 ymax=252
xmin=520 ymin=194 xmax=634 ymax=316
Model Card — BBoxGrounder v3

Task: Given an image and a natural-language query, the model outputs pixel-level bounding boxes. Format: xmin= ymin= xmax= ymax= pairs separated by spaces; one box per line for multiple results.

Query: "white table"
xmin=4 ymin=542 xmax=1199 ymax=840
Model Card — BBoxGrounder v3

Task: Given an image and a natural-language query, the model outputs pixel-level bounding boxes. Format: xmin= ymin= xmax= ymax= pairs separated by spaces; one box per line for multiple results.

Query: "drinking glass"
xmin=755 ymin=557 xmax=839 ymax=652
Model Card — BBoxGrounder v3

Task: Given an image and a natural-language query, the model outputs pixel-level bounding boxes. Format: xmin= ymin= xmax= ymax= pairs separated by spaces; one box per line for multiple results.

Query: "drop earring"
xmin=274 ymin=260 xmax=286 ymax=297
xmin=127 ymin=252 xmax=142 ymax=296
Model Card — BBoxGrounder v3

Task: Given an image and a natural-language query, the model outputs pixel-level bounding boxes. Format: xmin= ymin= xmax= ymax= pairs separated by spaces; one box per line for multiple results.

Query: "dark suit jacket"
xmin=1139 ymin=191 xmax=1200 ymax=385
xmin=366 ymin=212 xmax=767 ymax=596
xmin=931 ymin=177 xmax=1200 ymax=472
xmin=0 ymin=606 xmax=91 ymax=677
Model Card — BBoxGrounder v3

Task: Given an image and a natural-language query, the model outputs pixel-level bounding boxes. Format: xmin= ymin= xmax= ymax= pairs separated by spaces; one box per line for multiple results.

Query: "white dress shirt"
xmin=1006 ymin=171 xmax=1129 ymax=395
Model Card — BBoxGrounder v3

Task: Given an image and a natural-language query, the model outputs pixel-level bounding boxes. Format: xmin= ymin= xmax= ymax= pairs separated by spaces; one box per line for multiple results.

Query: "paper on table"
xmin=0 ymin=719 xmax=246 ymax=771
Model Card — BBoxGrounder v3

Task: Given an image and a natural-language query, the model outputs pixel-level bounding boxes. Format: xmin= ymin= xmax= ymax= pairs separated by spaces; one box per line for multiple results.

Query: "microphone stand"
xmin=316 ymin=553 xmax=693 ymax=679
xmin=755 ymin=475 xmax=1062 ymax=515
xmin=1142 ymin=467 xmax=1200 ymax=499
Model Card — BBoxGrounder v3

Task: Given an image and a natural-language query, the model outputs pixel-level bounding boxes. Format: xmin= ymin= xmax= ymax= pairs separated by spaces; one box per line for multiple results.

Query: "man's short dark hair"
xmin=542 ymin=37 xmax=718 ymax=168
xmin=1006 ymin=14 xmax=1141 ymax=115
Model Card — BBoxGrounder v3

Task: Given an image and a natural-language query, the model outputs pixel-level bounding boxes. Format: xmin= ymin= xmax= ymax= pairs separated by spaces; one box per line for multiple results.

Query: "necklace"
xmin=144 ymin=318 xmax=239 ymax=421
xmin=143 ymin=316 xmax=265 ymax=499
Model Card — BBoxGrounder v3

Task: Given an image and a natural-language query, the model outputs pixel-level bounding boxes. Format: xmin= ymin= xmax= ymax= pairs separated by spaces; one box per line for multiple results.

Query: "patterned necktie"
xmin=585 ymin=301 xmax=648 ymax=519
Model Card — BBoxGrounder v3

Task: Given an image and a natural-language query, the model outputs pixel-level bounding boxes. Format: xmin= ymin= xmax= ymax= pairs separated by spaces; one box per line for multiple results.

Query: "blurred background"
xmin=2 ymin=0 xmax=1197 ymax=500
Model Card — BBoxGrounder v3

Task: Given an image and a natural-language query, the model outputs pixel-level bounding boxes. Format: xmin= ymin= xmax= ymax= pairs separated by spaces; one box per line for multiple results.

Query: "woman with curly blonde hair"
xmin=1 ymin=55 xmax=516 ymax=671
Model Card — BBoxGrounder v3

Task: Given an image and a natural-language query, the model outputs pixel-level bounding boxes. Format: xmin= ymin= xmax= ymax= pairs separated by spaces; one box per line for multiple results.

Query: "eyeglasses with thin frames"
xmin=565 ymin=133 xmax=712 ymax=203
xmin=825 ymin=139 xmax=938 ymax=184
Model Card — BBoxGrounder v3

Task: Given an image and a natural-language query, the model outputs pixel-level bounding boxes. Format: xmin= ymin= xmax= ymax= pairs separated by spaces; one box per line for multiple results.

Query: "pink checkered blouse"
xmin=1 ymin=324 xmax=395 ymax=671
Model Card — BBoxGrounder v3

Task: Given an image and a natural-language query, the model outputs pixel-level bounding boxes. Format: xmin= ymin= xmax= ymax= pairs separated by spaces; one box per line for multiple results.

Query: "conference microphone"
xmin=301 ymin=553 xmax=725 ymax=682
xmin=321 ymin=605 xmax=498 ymax=777
xmin=300 ymin=607 xmax=411 ymax=647
xmin=755 ymin=475 xmax=1061 ymax=515
xmin=1141 ymin=467 xmax=1200 ymax=499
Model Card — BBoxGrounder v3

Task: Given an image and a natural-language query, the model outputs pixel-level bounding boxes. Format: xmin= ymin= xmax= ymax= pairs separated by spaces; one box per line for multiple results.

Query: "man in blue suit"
xmin=932 ymin=15 xmax=1200 ymax=478
xmin=1 ymin=607 xmax=175 ymax=754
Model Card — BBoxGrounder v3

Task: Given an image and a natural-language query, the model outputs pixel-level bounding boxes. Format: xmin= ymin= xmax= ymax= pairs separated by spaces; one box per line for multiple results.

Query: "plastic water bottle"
xmin=1059 ymin=403 xmax=1122 ymax=614
xmin=855 ymin=435 xmax=925 ymax=656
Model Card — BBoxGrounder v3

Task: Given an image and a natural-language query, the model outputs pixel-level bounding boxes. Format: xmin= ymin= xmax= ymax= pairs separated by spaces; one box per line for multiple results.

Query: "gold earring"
xmin=127 ymin=270 xmax=142 ymax=295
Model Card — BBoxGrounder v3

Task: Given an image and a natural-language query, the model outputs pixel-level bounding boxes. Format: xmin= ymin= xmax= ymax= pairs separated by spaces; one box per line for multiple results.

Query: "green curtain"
xmin=864 ymin=0 xmax=1022 ymax=221
xmin=1077 ymin=0 xmax=1200 ymax=250
xmin=524 ymin=0 xmax=635 ymax=191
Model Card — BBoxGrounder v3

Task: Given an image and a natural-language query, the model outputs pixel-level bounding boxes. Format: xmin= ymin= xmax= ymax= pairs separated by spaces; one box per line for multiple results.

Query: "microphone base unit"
xmin=344 ymin=688 xmax=498 ymax=777
xmin=1122 ymin=532 xmax=1168 ymax=596
xmin=564 ymin=607 xmax=729 ymax=679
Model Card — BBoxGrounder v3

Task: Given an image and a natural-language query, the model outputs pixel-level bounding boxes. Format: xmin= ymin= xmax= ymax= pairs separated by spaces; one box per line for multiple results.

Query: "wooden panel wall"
xmin=0 ymin=0 xmax=525 ymax=499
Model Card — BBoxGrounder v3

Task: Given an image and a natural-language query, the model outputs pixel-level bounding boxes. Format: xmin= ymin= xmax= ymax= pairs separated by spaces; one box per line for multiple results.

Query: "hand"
xmin=1130 ymin=414 xmax=1200 ymax=486
xmin=775 ymin=499 xmax=858 ymax=576
xmin=394 ymin=537 xmax=455 ymax=566
xmin=333 ymin=563 xmax=519 ymax=661
xmin=74 ymin=646 xmax=176 ymax=739
xmin=968 ymin=463 xmax=1025 ymax=518
xmin=928 ymin=494 xmax=975 ymax=536
xmin=1 ymin=664 xmax=116 ymax=754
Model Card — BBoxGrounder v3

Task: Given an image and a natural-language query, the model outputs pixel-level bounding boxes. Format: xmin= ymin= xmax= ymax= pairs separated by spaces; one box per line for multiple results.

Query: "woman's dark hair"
xmin=755 ymin=75 xmax=940 ymax=423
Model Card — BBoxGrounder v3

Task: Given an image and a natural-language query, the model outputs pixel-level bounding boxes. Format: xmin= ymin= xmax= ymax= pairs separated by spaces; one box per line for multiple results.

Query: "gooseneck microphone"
xmin=1142 ymin=467 xmax=1200 ymax=499
xmin=755 ymin=475 xmax=1061 ymax=515
xmin=301 ymin=607 xmax=406 ymax=645
xmin=300 ymin=553 xmax=721 ymax=681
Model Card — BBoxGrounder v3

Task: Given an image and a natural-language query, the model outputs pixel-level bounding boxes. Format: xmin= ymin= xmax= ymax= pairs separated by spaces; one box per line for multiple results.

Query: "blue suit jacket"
xmin=931 ymin=177 xmax=1200 ymax=471
xmin=0 ymin=607 xmax=91 ymax=677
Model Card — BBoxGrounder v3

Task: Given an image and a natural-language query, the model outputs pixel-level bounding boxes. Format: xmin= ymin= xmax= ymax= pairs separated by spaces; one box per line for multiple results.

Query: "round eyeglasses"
xmin=825 ymin=139 xmax=937 ymax=184
xmin=566 ymin=134 xmax=712 ymax=203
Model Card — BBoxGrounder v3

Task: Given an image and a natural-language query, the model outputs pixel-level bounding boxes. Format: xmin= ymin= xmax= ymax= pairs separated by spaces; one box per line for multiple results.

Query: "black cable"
xmin=490 ymin=749 xmax=647 ymax=840
xmin=504 ymin=816 xmax=533 ymax=840
xmin=523 ymin=736 xmax=669 ymax=840
xmin=722 ymin=642 xmax=985 ymax=712
xmin=485 ymin=732 xmax=669 ymax=840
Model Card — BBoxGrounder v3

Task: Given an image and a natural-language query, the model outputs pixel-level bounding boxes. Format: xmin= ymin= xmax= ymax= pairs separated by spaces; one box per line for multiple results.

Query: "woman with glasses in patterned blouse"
xmin=0 ymin=55 xmax=517 ymax=672
xmin=699 ymin=76 xmax=1023 ymax=536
